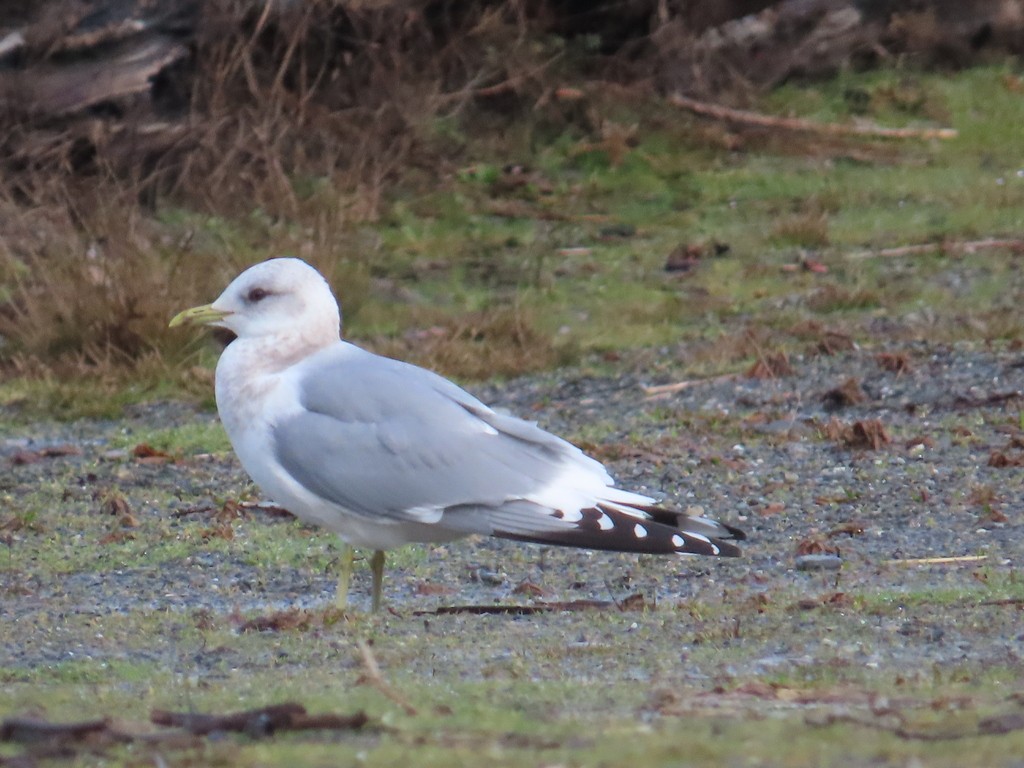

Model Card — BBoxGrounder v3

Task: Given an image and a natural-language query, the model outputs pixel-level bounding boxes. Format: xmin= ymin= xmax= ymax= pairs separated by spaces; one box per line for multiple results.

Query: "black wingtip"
xmin=720 ymin=521 xmax=747 ymax=542
xmin=711 ymin=538 xmax=743 ymax=557
xmin=497 ymin=504 xmax=745 ymax=558
xmin=629 ymin=502 xmax=746 ymax=543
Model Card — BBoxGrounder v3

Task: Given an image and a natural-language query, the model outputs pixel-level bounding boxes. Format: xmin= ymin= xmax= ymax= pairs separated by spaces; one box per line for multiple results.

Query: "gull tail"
xmin=496 ymin=501 xmax=744 ymax=557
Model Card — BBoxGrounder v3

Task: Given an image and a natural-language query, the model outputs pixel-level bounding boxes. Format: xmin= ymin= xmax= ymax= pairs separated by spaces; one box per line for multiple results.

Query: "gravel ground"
xmin=2 ymin=342 xmax=1023 ymax=685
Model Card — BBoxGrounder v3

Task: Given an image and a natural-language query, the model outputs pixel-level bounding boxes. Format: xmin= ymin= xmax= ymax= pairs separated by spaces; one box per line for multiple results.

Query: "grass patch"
xmin=3 ymin=65 xmax=1024 ymax=411
xmin=3 ymin=646 xmax=1024 ymax=767
xmin=107 ymin=422 xmax=233 ymax=456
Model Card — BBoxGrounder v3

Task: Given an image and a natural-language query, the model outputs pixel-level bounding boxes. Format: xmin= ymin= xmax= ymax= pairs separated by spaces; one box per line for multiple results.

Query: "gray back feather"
xmin=273 ymin=345 xmax=576 ymax=523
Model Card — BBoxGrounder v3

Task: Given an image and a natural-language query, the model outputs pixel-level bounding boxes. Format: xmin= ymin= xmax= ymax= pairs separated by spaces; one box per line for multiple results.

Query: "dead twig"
xmin=669 ymin=94 xmax=957 ymax=140
xmin=643 ymin=374 xmax=740 ymax=399
xmin=436 ymin=51 xmax=565 ymax=105
xmin=885 ymin=555 xmax=988 ymax=566
xmin=238 ymin=501 xmax=294 ymax=518
xmin=952 ymin=391 xmax=1023 ymax=410
xmin=356 ymin=639 xmax=419 ymax=717
xmin=414 ymin=596 xmax=651 ymax=615
xmin=847 ymin=238 xmax=1024 ymax=260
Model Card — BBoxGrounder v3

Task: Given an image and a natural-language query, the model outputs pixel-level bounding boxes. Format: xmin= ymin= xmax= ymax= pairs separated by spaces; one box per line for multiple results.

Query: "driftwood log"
xmin=653 ymin=0 xmax=1024 ymax=98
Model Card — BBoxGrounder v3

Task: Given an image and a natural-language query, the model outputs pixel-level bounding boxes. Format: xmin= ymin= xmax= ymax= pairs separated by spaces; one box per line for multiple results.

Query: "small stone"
xmin=795 ymin=554 xmax=843 ymax=571
xmin=469 ymin=567 xmax=506 ymax=586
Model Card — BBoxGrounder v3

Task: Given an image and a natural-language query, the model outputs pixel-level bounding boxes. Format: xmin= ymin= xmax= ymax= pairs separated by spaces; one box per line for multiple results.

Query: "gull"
xmin=170 ymin=258 xmax=745 ymax=611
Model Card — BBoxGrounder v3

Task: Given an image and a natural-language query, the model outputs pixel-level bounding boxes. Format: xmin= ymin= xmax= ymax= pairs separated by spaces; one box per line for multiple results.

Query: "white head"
xmin=170 ymin=257 xmax=342 ymax=348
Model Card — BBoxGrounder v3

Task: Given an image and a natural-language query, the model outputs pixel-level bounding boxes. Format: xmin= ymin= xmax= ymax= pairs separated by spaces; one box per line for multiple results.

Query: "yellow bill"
xmin=169 ymin=303 xmax=231 ymax=329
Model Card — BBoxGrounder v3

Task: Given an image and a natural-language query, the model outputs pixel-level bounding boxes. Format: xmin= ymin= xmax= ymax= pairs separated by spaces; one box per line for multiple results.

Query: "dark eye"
xmin=246 ymin=287 xmax=270 ymax=303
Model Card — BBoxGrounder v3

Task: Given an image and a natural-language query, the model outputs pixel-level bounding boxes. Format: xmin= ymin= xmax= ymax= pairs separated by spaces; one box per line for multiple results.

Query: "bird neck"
xmin=224 ymin=327 xmax=336 ymax=377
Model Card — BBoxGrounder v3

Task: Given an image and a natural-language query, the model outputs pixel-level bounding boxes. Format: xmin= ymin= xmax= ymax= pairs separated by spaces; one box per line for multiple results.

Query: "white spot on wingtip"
xmin=711 ymin=544 xmax=720 ymax=555
xmin=561 ymin=509 xmax=583 ymax=523
xmin=633 ymin=523 xmax=648 ymax=539
xmin=596 ymin=513 xmax=613 ymax=531
xmin=482 ymin=424 xmax=499 ymax=436
xmin=671 ymin=534 xmax=685 ymax=548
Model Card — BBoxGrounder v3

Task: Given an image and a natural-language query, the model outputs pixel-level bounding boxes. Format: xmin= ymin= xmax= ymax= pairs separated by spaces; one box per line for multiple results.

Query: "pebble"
xmin=795 ymin=554 xmax=843 ymax=571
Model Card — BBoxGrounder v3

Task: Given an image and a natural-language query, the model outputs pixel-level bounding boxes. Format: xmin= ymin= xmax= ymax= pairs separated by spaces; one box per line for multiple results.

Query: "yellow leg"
xmin=370 ymin=550 xmax=386 ymax=612
xmin=336 ymin=542 xmax=354 ymax=610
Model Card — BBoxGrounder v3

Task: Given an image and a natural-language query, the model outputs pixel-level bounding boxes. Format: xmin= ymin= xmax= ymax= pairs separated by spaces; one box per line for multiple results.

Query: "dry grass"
xmin=0 ymin=1 xmax=571 ymax=380
xmin=0 ymin=184 xmax=199 ymax=371
xmin=159 ymin=0 xmax=572 ymax=217
xmin=372 ymin=304 xmax=568 ymax=381
xmin=769 ymin=209 xmax=830 ymax=248
xmin=673 ymin=326 xmax=799 ymax=378
xmin=806 ymin=283 xmax=881 ymax=313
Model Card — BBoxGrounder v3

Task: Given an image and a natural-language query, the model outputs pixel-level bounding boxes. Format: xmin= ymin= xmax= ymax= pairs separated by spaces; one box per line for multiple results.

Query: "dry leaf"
xmin=795 ymin=537 xmax=840 ymax=556
xmin=747 ymin=351 xmax=794 ymax=379
xmin=822 ymin=377 xmax=867 ymax=409
xmin=823 ymin=417 xmax=891 ymax=449
xmin=876 ymin=351 xmax=913 ymax=374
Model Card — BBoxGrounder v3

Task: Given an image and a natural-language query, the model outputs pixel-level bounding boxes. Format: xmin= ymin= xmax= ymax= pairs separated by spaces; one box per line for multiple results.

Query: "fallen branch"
xmin=150 ymin=703 xmax=367 ymax=736
xmin=151 ymin=703 xmax=296 ymax=736
xmin=0 ymin=717 xmax=108 ymax=745
xmin=669 ymin=94 xmax=957 ymax=141
xmin=0 ymin=716 xmax=201 ymax=754
xmin=979 ymin=713 xmax=1024 ymax=734
xmin=0 ymin=706 xmax=368 ymax=766
xmin=356 ymin=639 xmax=419 ymax=717
xmin=847 ymin=238 xmax=1024 ymax=260
xmin=809 ymin=710 xmax=1024 ymax=740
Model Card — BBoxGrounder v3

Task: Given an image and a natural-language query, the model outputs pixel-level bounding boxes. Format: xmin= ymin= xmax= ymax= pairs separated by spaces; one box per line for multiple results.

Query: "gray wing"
xmin=273 ymin=344 xmax=593 ymax=528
